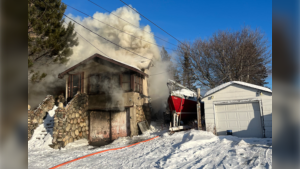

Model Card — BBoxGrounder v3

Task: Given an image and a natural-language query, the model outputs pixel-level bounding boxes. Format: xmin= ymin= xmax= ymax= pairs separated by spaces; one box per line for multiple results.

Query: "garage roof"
xmin=203 ymin=81 xmax=272 ymax=98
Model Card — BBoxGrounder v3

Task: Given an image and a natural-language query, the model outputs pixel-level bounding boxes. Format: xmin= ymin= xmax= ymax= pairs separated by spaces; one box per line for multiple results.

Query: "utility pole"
xmin=197 ymin=88 xmax=202 ymax=130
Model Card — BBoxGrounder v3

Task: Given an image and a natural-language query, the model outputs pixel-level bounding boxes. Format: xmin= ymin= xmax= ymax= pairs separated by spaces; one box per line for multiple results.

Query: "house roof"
xmin=58 ymin=53 xmax=148 ymax=78
xmin=203 ymin=81 xmax=272 ymax=98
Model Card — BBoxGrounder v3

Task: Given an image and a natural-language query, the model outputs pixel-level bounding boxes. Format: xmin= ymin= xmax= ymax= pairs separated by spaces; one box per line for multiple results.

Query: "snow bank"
xmin=63 ymin=139 xmax=89 ymax=150
xmin=103 ymin=120 xmax=169 ymax=149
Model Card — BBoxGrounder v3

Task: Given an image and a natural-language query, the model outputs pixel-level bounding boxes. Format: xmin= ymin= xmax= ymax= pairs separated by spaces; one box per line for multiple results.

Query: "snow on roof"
xmin=203 ymin=81 xmax=272 ymax=97
xmin=100 ymin=54 xmax=141 ymax=70
xmin=172 ymin=89 xmax=197 ymax=98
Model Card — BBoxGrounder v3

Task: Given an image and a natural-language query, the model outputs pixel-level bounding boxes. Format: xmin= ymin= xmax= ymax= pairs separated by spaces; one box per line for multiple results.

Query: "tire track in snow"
xmin=240 ymin=144 xmax=272 ymax=168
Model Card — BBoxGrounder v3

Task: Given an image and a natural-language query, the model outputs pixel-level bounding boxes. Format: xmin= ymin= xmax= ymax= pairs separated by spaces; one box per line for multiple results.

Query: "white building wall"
xmin=202 ymin=84 xmax=272 ymax=138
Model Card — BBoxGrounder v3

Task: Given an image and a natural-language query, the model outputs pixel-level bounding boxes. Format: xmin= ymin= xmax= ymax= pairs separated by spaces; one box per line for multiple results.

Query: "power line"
xmin=63 ymin=14 xmax=152 ymax=61
xmin=44 ymin=1 xmax=151 ymax=61
xmin=149 ymin=70 xmax=172 ymax=76
xmin=69 ymin=22 xmax=108 ymax=57
xmin=74 ymin=22 xmax=172 ymax=77
xmin=120 ymin=0 xmax=184 ymax=45
xmin=87 ymin=0 xmax=139 ymax=28
xmin=69 ymin=23 xmax=171 ymax=77
xmin=63 ymin=2 xmax=176 ymax=52
xmin=45 ymin=1 xmax=172 ymax=77
xmin=87 ymin=0 xmax=178 ymax=47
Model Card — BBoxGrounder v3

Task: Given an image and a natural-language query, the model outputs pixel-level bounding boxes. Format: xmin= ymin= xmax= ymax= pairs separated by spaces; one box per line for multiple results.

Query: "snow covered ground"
xmin=28 ymin=119 xmax=272 ymax=169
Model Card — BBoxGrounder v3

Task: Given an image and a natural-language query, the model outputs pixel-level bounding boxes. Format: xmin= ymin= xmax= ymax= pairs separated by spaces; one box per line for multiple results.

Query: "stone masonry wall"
xmin=28 ymin=95 xmax=55 ymax=141
xmin=135 ymin=103 xmax=151 ymax=129
xmin=143 ymin=103 xmax=151 ymax=125
xmin=50 ymin=93 xmax=88 ymax=149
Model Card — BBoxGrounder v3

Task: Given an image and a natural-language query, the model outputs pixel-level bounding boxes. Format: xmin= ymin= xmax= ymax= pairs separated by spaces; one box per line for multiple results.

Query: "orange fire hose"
xmin=49 ymin=135 xmax=159 ymax=169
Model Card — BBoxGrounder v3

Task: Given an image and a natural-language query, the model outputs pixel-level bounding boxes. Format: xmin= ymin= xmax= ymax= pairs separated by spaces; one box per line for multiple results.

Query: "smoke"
xmin=103 ymin=78 xmax=125 ymax=111
xmin=28 ymin=61 xmax=66 ymax=109
xmin=29 ymin=5 xmax=173 ymax=118
xmin=64 ymin=5 xmax=160 ymax=69
xmin=149 ymin=60 xmax=173 ymax=120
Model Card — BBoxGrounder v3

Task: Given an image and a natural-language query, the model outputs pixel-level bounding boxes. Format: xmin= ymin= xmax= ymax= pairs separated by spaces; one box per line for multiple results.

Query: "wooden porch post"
xmin=197 ymin=88 xmax=202 ymax=130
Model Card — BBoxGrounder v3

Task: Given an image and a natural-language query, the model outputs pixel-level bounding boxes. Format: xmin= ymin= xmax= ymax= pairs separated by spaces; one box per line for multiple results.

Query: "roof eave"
xmin=203 ymin=83 xmax=272 ymax=99
xmin=58 ymin=53 xmax=149 ymax=79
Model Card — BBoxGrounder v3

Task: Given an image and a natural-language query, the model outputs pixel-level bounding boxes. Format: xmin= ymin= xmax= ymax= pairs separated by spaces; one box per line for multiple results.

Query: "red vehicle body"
xmin=168 ymin=95 xmax=197 ymax=121
xmin=167 ymin=80 xmax=198 ymax=129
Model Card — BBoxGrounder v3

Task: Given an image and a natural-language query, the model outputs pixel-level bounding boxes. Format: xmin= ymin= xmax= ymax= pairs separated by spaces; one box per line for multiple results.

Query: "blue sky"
xmin=63 ymin=0 xmax=272 ymax=89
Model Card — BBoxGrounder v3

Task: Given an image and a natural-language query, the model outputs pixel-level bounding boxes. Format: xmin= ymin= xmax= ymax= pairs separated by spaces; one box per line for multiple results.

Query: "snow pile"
xmin=238 ymin=140 xmax=250 ymax=147
xmin=147 ymin=120 xmax=169 ymax=135
xmin=102 ymin=120 xmax=169 ymax=149
xmin=28 ymin=106 xmax=57 ymax=150
xmin=63 ymin=139 xmax=89 ymax=150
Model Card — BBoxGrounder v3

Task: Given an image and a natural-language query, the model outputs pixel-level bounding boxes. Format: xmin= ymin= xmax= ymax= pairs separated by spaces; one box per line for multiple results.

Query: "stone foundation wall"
xmin=135 ymin=103 xmax=151 ymax=128
xmin=50 ymin=93 xmax=88 ymax=149
xmin=143 ymin=104 xmax=151 ymax=125
xmin=28 ymin=95 xmax=54 ymax=141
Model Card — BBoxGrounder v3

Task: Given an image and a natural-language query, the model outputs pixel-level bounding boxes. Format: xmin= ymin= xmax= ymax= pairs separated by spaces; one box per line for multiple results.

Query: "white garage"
xmin=202 ymin=81 xmax=272 ymax=138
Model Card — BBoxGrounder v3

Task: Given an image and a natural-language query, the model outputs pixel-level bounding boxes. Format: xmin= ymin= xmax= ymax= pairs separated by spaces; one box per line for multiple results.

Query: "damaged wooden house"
xmin=58 ymin=53 xmax=152 ymax=146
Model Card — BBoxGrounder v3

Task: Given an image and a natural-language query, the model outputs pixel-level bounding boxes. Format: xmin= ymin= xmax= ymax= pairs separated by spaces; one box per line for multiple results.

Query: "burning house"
xmin=57 ymin=53 xmax=152 ymax=146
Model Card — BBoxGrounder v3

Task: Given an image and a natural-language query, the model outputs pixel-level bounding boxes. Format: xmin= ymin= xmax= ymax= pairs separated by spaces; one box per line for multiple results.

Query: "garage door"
xmin=215 ymin=102 xmax=263 ymax=138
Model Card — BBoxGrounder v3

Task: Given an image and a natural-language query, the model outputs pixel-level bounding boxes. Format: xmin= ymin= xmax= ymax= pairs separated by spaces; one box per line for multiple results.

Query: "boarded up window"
xmin=100 ymin=74 xmax=111 ymax=93
xmin=111 ymin=74 xmax=120 ymax=88
xmin=134 ymin=74 xmax=143 ymax=94
xmin=89 ymin=74 xmax=121 ymax=94
xmin=122 ymin=74 xmax=130 ymax=91
xmin=89 ymin=75 xmax=100 ymax=94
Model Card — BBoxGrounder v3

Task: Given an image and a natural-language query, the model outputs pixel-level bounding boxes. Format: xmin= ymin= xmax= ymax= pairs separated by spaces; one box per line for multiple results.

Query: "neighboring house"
xmin=202 ymin=81 xmax=272 ymax=138
xmin=58 ymin=53 xmax=152 ymax=146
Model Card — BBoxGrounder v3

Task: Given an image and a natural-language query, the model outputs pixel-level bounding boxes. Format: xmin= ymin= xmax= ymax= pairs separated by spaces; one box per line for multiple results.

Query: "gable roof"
xmin=203 ymin=81 xmax=272 ymax=98
xmin=58 ymin=53 xmax=148 ymax=78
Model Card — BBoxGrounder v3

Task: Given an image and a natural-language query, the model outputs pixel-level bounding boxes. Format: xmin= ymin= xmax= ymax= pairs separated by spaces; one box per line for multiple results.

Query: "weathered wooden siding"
xmin=89 ymin=110 xmax=129 ymax=145
xmin=88 ymin=92 xmax=147 ymax=110
xmin=202 ymin=84 xmax=272 ymax=138
xmin=89 ymin=111 xmax=111 ymax=146
xmin=111 ymin=111 xmax=127 ymax=140
xmin=130 ymin=106 xmax=138 ymax=136
xmin=143 ymin=69 xmax=149 ymax=99
xmin=65 ymin=78 xmax=68 ymax=100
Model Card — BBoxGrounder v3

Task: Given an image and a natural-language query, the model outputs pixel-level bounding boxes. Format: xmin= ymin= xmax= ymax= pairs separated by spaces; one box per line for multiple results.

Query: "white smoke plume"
xmin=148 ymin=60 xmax=174 ymax=120
xmin=65 ymin=5 xmax=160 ymax=69
xmin=29 ymin=5 xmax=173 ymax=119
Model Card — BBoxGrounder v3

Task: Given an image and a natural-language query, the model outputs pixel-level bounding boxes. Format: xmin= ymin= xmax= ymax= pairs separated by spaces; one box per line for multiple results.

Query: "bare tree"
xmin=177 ymin=27 xmax=271 ymax=89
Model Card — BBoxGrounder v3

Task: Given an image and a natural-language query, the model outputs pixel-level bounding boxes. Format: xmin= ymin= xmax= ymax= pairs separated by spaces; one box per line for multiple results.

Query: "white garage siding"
xmin=215 ymin=102 xmax=263 ymax=138
xmin=202 ymin=83 xmax=272 ymax=138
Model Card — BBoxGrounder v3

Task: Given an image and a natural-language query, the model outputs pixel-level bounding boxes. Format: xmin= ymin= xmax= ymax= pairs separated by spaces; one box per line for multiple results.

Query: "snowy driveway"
xmin=28 ymin=129 xmax=272 ymax=169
